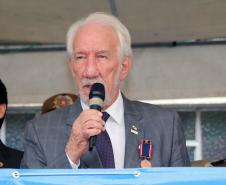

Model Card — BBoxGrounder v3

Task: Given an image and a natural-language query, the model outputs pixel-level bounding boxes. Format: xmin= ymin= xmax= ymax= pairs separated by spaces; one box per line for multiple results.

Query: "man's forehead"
xmin=72 ymin=23 xmax=119 ymax=55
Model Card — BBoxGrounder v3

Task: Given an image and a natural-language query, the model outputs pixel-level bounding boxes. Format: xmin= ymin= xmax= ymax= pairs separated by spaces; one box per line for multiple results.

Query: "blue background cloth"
xmin=1 ymin=168 xmax=226 ymax=185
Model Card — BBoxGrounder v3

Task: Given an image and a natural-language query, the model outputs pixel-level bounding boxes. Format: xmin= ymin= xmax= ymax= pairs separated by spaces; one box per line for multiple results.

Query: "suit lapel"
xmin=65 ymin=98 xmax=102 ymax=168
xmin=123 ymin=96 xmax=144 ymax=168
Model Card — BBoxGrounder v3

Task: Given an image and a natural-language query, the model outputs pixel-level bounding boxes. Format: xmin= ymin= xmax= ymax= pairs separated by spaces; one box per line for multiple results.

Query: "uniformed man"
xmin=41 ymin=93 xmax=78 ymax=114
xmin=0 ymin=79 xmax=23 ymax=168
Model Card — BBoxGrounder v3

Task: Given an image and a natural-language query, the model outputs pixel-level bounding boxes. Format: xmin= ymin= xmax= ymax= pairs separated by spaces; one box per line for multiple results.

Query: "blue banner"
xmin=1 ymin=168 xmax=226 ymax=185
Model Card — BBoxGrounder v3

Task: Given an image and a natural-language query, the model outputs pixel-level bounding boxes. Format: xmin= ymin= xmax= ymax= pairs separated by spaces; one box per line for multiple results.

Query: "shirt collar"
xmin=80 ymin=91 xmax=124 ymax=125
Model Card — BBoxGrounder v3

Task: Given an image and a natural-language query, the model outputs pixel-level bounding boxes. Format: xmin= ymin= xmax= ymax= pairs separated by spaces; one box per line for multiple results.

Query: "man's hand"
xmin=65 ymin=109 xmax=104 ymax=163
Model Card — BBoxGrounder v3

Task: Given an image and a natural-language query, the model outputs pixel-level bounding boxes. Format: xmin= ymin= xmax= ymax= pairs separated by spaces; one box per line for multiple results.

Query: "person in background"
xmin=41 ymin=93 xmax=78 ymax=114
xmin=0 ymin=79 xmax=23 ymax=168
xmin=21 ymin=12 xmax=190 ymax=168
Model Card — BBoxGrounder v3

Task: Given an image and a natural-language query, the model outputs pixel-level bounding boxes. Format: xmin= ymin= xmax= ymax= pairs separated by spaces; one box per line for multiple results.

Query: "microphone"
xmin=89 ymin=83 xmax=105 ymax=151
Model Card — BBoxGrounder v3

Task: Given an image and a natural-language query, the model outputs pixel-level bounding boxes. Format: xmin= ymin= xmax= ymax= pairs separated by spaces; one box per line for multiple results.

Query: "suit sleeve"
xmin=20 ymin=119 xmax=72 ymax=168
xmin=169 ymin=112 xmax=191 ymax=166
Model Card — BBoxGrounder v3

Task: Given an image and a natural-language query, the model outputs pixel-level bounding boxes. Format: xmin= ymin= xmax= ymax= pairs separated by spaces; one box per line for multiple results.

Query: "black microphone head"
xmin=89 ymin=83 xmax=105 ymax=100
xmin=89 ymin=83 xmax=105 ymax=111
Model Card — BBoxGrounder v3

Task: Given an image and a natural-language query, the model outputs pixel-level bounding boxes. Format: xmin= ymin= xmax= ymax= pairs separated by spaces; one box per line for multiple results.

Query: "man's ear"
xmin=119 ymin=56 xmax=132 ymax=81
xmin=0 ymin=104 xmax=6 ymax=119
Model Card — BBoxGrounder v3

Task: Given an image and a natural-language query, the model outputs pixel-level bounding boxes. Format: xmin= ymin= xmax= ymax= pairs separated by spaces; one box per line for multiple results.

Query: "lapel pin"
xmin=131 ymin=125 xmax=138 ymax=135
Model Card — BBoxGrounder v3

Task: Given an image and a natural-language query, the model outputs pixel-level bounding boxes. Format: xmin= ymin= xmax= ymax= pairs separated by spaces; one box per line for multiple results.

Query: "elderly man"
xmin=21 ymin=12 xmax=190 ymax=168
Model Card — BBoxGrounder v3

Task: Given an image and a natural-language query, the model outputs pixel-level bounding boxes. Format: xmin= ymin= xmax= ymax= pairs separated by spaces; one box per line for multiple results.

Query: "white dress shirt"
xmin=67 ymin=92 xmax=125 ymax=168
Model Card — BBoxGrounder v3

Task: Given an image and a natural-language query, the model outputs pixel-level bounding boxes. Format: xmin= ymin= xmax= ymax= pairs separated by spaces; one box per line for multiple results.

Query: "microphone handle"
xmin=89 ymin=104 xmax=102 ymax=151
xmin=89 ymin=136 xmax=96 ymax=151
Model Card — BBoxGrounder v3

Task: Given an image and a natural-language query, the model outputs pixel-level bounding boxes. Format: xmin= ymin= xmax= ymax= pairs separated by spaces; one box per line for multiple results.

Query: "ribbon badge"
xmin=139 ymin=139 xmax=152 ymax=168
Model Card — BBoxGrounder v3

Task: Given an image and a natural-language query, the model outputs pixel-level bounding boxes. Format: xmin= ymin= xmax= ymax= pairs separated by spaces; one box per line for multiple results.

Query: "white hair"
xmin=66 ymin=12 xmax=132 ymax=60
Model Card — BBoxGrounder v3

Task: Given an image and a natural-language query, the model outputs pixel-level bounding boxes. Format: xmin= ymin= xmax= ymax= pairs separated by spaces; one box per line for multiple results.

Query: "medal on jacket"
xmin=139 ymin=139 xmax=152 ymax=168
xmin=0 ymin=161 xmax=4 ymax=168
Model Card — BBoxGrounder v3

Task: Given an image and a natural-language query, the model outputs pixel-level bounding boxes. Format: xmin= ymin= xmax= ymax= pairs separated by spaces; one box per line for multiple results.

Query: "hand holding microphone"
xmin=65 ymin=83 xmax=105 ymax=162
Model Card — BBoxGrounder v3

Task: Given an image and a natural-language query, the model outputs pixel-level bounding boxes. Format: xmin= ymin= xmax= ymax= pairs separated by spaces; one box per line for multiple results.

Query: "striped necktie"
xmin=96 ymin=112 xmax=115 ymax=168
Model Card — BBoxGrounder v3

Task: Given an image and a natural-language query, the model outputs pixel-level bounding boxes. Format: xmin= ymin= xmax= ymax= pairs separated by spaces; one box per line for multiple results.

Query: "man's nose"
xmin=83 ymin=56 xmax=99 ymax=78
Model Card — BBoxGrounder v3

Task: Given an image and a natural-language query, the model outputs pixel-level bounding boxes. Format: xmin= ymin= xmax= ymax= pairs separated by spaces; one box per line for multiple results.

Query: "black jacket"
xmin=0 ymin=140 xmax=23 ymax=168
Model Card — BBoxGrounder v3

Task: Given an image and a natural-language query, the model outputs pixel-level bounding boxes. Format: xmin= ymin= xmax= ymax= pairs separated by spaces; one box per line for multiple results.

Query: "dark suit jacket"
xmin=0 ymin=140 xmax=23 ymax=168
xmin=21 ymin=95 xmax=190 ymax=168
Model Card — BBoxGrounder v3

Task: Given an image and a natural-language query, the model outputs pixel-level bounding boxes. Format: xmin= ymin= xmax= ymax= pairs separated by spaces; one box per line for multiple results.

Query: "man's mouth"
xmin=83 ymin=84 xmax=92 ymax=88
xmin=83 ymin=84 xmax=92 ymax=90
xmin=82 ymin=84 xmax=93 ymax=94
xmin=81 ymin=80 xmax=104 ymax=95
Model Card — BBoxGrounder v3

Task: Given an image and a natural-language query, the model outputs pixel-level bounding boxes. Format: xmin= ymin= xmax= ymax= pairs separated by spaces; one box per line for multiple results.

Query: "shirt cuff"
xmin=66 ymin=152 xmax=80 ymax=168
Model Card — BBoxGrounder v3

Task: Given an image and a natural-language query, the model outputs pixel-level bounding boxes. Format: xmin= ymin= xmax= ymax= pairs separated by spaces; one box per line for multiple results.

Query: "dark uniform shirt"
xmin=0 ymin=140 xmax=23 ymax=168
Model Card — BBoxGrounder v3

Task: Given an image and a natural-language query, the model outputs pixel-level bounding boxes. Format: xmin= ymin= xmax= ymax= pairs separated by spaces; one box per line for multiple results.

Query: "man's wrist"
xmin=65 ymin=151 xmax=80 ymax=168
